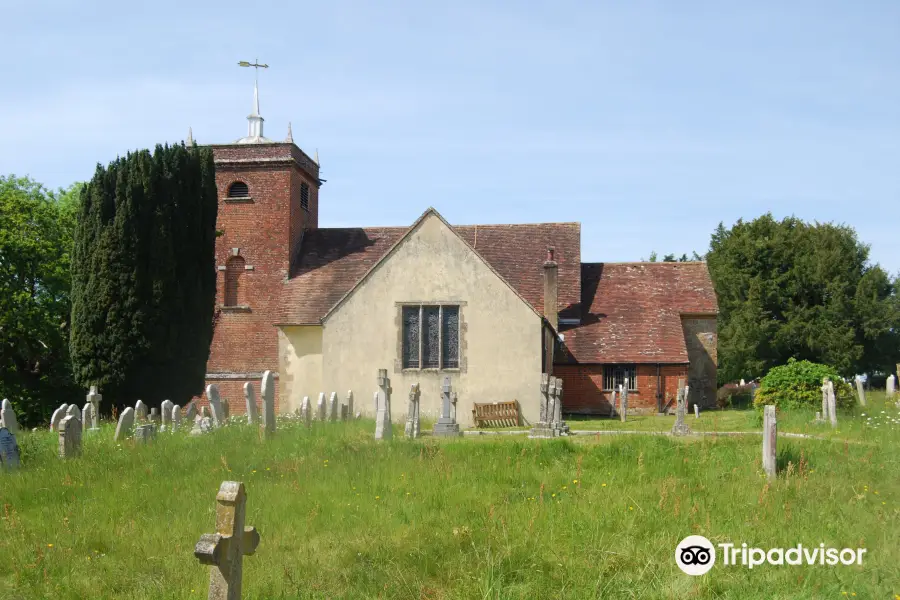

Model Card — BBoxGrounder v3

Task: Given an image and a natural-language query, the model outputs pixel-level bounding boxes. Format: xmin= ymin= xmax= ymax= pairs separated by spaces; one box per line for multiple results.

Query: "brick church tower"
xmin=201 ymin=80 xmax=322 ymax=409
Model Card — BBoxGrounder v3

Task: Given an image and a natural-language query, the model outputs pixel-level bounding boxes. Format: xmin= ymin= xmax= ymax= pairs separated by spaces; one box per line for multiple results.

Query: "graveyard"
xmin=1 ymin=385 xmax=898 ymax=599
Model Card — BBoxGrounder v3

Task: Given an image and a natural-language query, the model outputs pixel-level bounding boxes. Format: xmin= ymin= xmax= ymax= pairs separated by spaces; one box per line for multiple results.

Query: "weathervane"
xmin=238 ymin=59 xmax=269 ymax=85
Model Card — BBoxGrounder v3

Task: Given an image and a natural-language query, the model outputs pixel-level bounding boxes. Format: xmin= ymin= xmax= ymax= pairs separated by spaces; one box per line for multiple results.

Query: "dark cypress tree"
xmin=70 ymin=143 xmax=217 ymax=411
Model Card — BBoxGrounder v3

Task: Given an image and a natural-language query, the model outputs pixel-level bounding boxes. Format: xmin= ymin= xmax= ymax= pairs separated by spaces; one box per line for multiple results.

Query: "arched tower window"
xmin=224 ymin=256 xmax=246 ymax=306
xmin=227 ymin=181 xmax=250 ymax=198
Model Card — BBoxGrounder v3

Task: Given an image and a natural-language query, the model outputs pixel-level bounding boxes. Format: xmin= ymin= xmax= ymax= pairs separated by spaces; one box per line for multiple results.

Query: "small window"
xmin=603 ymin=365 xmax=637 ymax=391
xmin=224 ymin=256 xmax=246 ymax=306
xmin=300 ymin=182 xmax=310 ymax=211
xmin=227 ymin=181 xmax=250 ymax=198
xmin=401 ymin=305 xmax=460 ymax=370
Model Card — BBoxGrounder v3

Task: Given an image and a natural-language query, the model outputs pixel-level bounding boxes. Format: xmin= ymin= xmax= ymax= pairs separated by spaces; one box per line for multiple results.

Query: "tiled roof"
xmin=560 ymin=262 xmax=718 ymax=364
xmin=278 ymin=222 xmax=581 ymax=325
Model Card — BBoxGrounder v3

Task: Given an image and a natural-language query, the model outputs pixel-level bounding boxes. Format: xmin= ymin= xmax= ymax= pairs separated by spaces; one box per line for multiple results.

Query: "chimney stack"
xmin=543 ymin=247 xmax=558 ymax=331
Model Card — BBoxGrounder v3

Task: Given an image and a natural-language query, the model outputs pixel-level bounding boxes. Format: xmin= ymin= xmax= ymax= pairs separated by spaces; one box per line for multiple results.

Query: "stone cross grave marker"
xmin=194 ymin=481 xmax=260 ymax=600
xmin=547 ymin=378 xmax=557 ymax=428
xmin=887 ymin=374 xmax=896 ymax=399
xmin=346 ymin=390 xmax=354 ymax=419
xmin=58 ymin=414 xmax=82 ymax=459
xmin=329 ymin=392 xmax=338 ymax=421
xmin=433 ymin=375 xmax=460 ymax=437
xmin=530 ymin=374 xmax=555 ymax=438
xmin=539 ymin=373 xmax=549 ymax=423
xmin=0 ymin=427 xmax=20 ymax=469
xmin=161 ymin=400 xmax=174 ymax=432
xmin=405 ymin=383 xmax=420 ymax=439
xmin=135 ymin=423 xmax=156 ymax=444
xmin=260 ymin=370 xmax=276 ymax=437
xmin=172 ymin=405 xmax=182 ymax=431
xmin=87 ymin=385 xmax=101 ymax=430
xmin=373 ymin=391 xmax=378 ymax=416
xmin=243 ymin=383 xmax=258 ymax=426
xmin=206 ymin=385 xmax=225 ymax=428
xmin=618 ymin=384 xmax=627 ymax=423
xmin=301 ymin=396 xmax=311 ymax=427
xmin=185 ymin=403 xmax=197 ymax=422
xmin=135 ymin=400 xmax=148 ymax=423
xmin=762 ymin=405 xmax=777 ymax=480
xmin=114 ymin=407 xmax=135 ymax=441
xmin=82 ymin=403 xmax=92 ymax=433
xmin=552 ymin=377 xmax=568 ymax=435
xmin=50 ymin=403 xmax=68 ymax=431
xmin=375 ymin=369 xmax=393 ymax=440
xmin=855 ymin=376 xmax=866 ymax=407
xmin=1 ymin=399 xmax=19 ymax=436
xmin=451 ymin=392 xmax=458 ymax=422
xmin=316 ymin=393 xmax=326 ymax=421
xmin=671 ymin=386 xmax=692 ymax=435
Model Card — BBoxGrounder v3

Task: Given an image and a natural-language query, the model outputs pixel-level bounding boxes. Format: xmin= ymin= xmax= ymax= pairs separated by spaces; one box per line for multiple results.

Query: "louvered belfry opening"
xmin=227 ymin=181 xmax=250 ymax=198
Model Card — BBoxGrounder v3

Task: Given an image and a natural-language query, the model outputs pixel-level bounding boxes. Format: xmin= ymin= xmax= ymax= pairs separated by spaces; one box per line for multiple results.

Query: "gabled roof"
xmin=277 ymin=216 xmax=581 ymax=325
xmin=560 ymin=262 xmax=718 ymax=364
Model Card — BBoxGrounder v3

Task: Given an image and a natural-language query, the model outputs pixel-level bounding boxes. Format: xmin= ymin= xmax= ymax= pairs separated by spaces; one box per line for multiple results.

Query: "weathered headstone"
xmin=66 ymin=404 xmax=80 ymax=420
xmin=221 ymin=399 xmax=230 ymax=421
xmin=185 ymin=403 xmax=197 ymax=422
xmin=316 ymin=393 xmax=326 ymax=421
xmin=827 ymin=379 xmax=837 ymax=428
xmin=552 ymin=377 xmax=569 ymax=435
xmin=194 ymin=481 xmax=260 ymax=600
xmin=1 ymin=399 xmax=19 ymax=436
xmin=609 ymin=388 xmax=617 ymax=418
xmin=547 ymin=378 xmax=557 ymax=428
xmin=375 ymin=369 xmax=393 ymax=440
xmin=201 ymin=406 xmax=211 ymax=419
xmin=260 ymin=370 xmax=276 ymax=437
xmin=161 ymin=400 xmax=174 ymax=432
xmin=134 ymin=423 xmax=156 ymax=444
xmin=855 ymin=376 xmax=866 ymax=406
xmin=818 ymin=378 xmax=830 ymax=424
xmin=87 ymin=385 xmax=101 ymax=430
xmin=300 ymin=396 xmax=311 ymax=427
xmin=887 ymin=374 xmax=896 ymax=399
xmin=346 ymin=390 xmax=354 ymax=419
xmin=206 ymin=385 xmax=225 ymax=428
xmin=694 ymin=404 xmax=700 ymax=418
xmin=243 ymin=382 xmax=258 ymax=425
xmin=82 ymin=403 xmax=92 ymax=433
xmin=619 ymin=384 xmax=627 ymax=423
xmin=50 ymin=404 xmax=68 ymax=431
xmin=58 ymin=414 xmax=82 ymax=458
xmin=404 ymin=383 xmax=420 ymax=439
xmin=135 ymin=400 xmax=148 ymax=422
xmin=114 ymin=407 xmax=135 ymax=441
xmin=150 ymin=408 xmax=160 ymax=425
xmin=762 ymin=405 xmax=777 ymax=480
xmin=328 ymin=392 xmax=338 ymax=422
xmin=530 ymin=374 xmax=555 ymax=438
xmin=373 ymin=391 xmax=379 ymax=416
xmin=0 ymin=427 xmax=20 ymax=469
xmin=671 ymin=386 xmax=692 ymax=435
xmin=450 ymin=392 xmax=458 ymax=423
xmin=433 ymin=375 xmax=460 ymax=437
xmin=341 ymin=404 xmax=348 ymax=420
xmin=172 ymin=404 xmax=182 ymax=431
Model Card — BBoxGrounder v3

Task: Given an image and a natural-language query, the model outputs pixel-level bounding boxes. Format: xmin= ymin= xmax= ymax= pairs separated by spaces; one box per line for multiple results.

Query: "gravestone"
xmin=529 ymin=374 xmax=555 ymax=438
xmin=373 ymin=391 xmax=379 ymax=416
xmin=887 ymin=374 xmax=896 ymax=399
xmin=341 ymin=404 xmax=348 ymax=420
xmin=58 ymin=414 xmax=82 ymax=458
xmin=740 ymin=378 xmax=746 ymax=386
xmin=432 ymin=376 xmax=460 ymax=437
xmin=404 ymin=383 xmax=420 ymax=439
xmin=150 ymin=408 xmax=160 ymax=425
xmin=818 ymin=378 xmax=830 ymax=424
xmin=172 ymin=405 xmax=182 ymax=431
xmin=671 ymin=386 xmax=692 ymax=435
xmin=243 ymin=382 xmax=258 ymax=425
xmin=300 ymin=396 xmax=311 ymax=427
xmin=855 ymin=376 xmax=866 ymax=406
xmin=329 ymin=392 xmax=338 ymax=422
xmin=547 ymin=378 xmax=557 ymax=429
xmin=160 ymin=400 xmax=174 ymax=432
xmin=1 ymin=399 xmax=19 ymax=435
xmin=618 ymin=384 xmax=627 ymax=422
xmin=827 ymin=379 xmax=837 ymax=428
xmin=0 ymin=427 xmax=20 ymax=469
xmin=194 ymin=481 xmax=260 ymax=600
xmin=201 ymin=406 xmax=210 ymax=419
xmin=451 ymin=392 xmax=458 ymax=423
xmin=82 ymin=403 xmax=92 ymax=433
xmin=608 ymin=388 xmax=617 ymax=419
xmin=694 ymin=404 xmax=700 ymax=418
xmin=317 ymin=393 xmax=326 ymax=421
xmin=221 ymin=399 xmax=230 ymax=421
xmin=135 ymin=400 xmax=148 ymax=423
xmin=50 ymin=404 xmax=69 ymax=431
xmin=185 ymin=403 xmax=197 ymax=422
xmin=87 ymin=385 xmax=101 ymax=430
xmin=346 ymin=390 xmax=354 ymax=420
xmin=134 ymin=423 xmax=156 ymax=444
xmin=206 ymin=385 xmax=225 ymax=428
xmin=114 ymin=407 xmax=135 ymax=441
xmin=552 ymin=377 xmax=569 ymax=435
xmin=260 ymin=370 xmax=276 ymax=437
xmin=762 ymin=405 xmax=777 ymax=480
xmin=374 ymin=369 xmax=393 ymax=440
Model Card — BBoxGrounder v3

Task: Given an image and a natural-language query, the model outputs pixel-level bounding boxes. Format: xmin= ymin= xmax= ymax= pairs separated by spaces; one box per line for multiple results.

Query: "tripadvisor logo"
xmin=675 ymin=536 xmax=867 ymax=575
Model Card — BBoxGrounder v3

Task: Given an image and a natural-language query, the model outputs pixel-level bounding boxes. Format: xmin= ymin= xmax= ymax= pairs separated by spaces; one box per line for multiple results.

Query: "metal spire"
xmin=285 ymin=122 xmax=293 ymax=143
xmin=237 ymin=59 xmax=271 ymax=143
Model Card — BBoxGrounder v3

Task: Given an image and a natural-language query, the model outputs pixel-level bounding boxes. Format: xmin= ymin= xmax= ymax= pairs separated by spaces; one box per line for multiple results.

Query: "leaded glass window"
xmin=441 ymin=306 xmax=459 ymax=368
xmin=603 ymin=365 xmax=637 ymax=391
xmin=402 ymin=306 xmax=420 ymax=368
xmin=400 ymin=305 xmax=460 ymax=370
xmin=422 ymin=307 xmax=440 ymax=368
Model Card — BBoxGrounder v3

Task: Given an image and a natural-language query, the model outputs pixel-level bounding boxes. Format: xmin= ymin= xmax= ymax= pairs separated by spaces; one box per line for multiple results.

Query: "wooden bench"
xmin=472 ymin=401 xmax=519 ymax=428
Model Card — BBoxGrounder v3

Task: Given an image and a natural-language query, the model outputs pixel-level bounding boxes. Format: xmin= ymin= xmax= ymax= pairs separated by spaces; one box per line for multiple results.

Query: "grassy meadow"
xmin=1 ymin=395 xmax=899 ymax=599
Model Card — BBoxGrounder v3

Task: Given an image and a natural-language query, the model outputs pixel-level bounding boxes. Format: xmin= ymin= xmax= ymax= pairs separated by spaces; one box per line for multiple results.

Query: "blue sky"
xmin=5 ymin=1 xmax=899 ymax=272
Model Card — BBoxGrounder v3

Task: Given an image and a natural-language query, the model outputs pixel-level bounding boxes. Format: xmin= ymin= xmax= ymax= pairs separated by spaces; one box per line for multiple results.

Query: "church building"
xmin=199 ymin=86 xmax=718 ymax=427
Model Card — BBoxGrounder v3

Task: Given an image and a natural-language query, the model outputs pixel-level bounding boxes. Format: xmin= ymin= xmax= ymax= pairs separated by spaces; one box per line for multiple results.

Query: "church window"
xmin=227 ymin=181 xmax=250 ymax=198
xmin=300 ymin=182 xmax=310 ymax=211
xmin=224 ymin=256 xmax=246 ymax=306
xmin=401 ymin=305 xmax=460 ymax=369
xmin=603 ymin=365 xmax=637 ymax=391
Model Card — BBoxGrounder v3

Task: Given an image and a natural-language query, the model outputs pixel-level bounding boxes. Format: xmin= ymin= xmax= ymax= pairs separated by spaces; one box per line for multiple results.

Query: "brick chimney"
xmin=543 ymin=247 xmax=558 ymax=331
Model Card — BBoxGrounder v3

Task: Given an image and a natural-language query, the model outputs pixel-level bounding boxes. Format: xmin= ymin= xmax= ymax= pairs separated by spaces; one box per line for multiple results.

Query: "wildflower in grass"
xmin=629 ymin=506 xmax=633 ymax=511
xmin=602 ymin=483 xmax=607 ymax=487
xmin=375 ymin=496 xmax=380 ymax=500
xmin=552 ymin=493 xmax=556 ymax=497
xmin=47 ymin=544 xmax=53 ymax=548
xmin=573 ymin=479 xmax=578 ymax=484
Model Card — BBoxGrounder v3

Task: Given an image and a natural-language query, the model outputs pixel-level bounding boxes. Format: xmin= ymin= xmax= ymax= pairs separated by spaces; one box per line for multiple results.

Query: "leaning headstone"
xmin=671 ymin=386 xmax=692 ymax=435
xmin=260 ymin=370 xmax=276 ymax=437
xmin=243 ymin=382 xmax=258 ymax=425
xmin=329 ymin=392 xmax=338 ymax=422
xmin=134 ymin=423 xmax=156 ymax=445
xmin=172 ymin=405 xmax=182 ymax=431
xmin=82 ymin=403 xmax=92 ymax=433
xmin=86 ymin=385 xmax=101 ymax=430
xmin=762 ymin=405 xmax=777 ymax=480
xmin=887 ymin=374 xmax=896 ymax=399
xmin=114 ymin=407 xmax=135 ymax=441
xmin=300 ymin=396 xmax=311 ymax=427
xmin=185 ymin=403 xmax=197 ymax=423
xmin=206 ymin=385 xmax=225 ymax=428
xmin=374 ymin=369 xmax=393 ymax=440
xmin=346 ymin=390 xmax=354 ymax=419
xmin=317 ymin=393 xmax=326 ymax=421
xmin=0 ymin=427 xmax=20 ymax=469
xmin=855 ymin=376 xmax=866 ymax=406
xmin=194 ymin=481 xmax=260 ymax=600
xmin=50 ymin=404 xmax=69 ymax=431
xmin=58 ymin=414 xmax=82 ymax=458
xmin=135 ymin=400 xmax=148 ymax=423
xmin=160 ymin=400 xmax=174 ymax=432
xmin=433 ymin=376 xmax=460 ymax=437
xmin=1 ymin=399 xmax=19 ymax=436
xmin=530 ymin=374 xmax=555 ymax=438
xmin=405 ymin=383 xmax=420 ymax=439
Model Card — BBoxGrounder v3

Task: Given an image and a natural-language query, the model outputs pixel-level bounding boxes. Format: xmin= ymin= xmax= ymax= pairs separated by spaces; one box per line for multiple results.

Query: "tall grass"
xmin=1 ymin=397 xmax=898 ymax=599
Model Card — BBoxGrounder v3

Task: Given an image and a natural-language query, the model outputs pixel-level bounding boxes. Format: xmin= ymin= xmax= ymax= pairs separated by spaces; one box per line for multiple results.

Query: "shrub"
xmin=753 ymin=358 xmax=854 ymax=411
xmin=716 ymin=384 xmax=755 ymax=408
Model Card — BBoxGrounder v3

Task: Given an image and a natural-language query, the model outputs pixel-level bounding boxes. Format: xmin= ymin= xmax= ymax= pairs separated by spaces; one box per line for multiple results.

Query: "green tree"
xmin=707 ymin=214 xmax=900 ymax=384
xmin=70 ymin=143 xmax=218 ymax=411
xmin=0 ymin=176 xmax=82 ymax=425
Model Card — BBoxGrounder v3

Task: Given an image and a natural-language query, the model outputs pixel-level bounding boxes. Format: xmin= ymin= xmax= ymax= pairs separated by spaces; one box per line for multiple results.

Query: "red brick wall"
xmin=555 ymin=364 xmax=689 ymax=415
